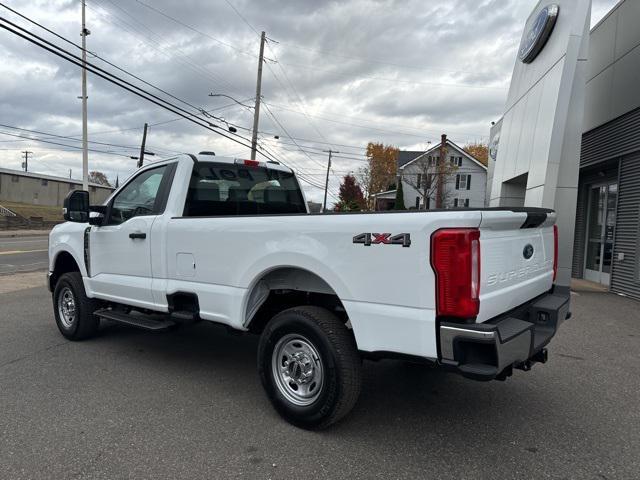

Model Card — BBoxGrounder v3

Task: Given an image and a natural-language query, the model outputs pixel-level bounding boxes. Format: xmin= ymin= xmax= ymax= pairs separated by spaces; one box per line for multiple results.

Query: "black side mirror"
xmin=63 ymin=190 xmax=90 ymax=223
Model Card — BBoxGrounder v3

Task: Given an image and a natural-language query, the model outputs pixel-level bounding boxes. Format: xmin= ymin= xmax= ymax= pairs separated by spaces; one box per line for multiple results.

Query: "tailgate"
xmin=477 ymin=209 xmax=556 ymax=322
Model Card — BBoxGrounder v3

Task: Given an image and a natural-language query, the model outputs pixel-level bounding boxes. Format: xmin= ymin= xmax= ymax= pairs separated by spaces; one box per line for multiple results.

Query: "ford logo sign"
xmin=523 ymin=244 xmax=534 ymax=260
xmin=519 ymin=4 xmax=559 ymax=64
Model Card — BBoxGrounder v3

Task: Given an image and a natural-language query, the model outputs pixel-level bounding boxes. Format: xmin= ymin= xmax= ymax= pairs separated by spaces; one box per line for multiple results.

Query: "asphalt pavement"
xmin=0 ymin=280 xmax=639 ymax=479
xmin=0 ymin=235 xmax=49 ymax=274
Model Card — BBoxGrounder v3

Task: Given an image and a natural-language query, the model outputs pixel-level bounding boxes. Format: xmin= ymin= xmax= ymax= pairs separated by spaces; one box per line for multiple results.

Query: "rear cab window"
xmin=183 ymin=161 xmax=307 ymax=216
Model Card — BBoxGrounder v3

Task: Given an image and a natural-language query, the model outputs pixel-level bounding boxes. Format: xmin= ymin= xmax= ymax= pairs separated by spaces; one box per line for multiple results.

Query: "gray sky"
xmin=0 ymin=0 xmax=619 ymax=203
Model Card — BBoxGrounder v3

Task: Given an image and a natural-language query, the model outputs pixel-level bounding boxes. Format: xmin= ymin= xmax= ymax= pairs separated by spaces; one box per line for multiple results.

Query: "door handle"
xmin=129 ymin=232 xmax=146 ymax=240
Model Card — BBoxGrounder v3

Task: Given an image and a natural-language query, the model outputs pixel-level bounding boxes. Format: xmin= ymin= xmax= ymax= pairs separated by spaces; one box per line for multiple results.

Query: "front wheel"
xmin=53 ymin=272 xmax=100 ymax=340
xmin=257 ymin=306 xmax=362 ymax=430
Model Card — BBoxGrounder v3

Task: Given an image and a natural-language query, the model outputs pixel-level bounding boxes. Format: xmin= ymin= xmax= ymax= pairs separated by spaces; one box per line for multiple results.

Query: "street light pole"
xmin=80 ymin=0 xmax=90 ymax=191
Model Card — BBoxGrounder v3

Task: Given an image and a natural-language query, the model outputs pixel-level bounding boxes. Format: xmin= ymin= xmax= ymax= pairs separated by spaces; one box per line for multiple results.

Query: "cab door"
xmin=88 ymin=163 xmax=175 ymax=308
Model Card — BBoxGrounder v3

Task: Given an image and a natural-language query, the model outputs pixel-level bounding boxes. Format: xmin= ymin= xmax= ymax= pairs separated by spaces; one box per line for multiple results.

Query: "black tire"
xmin=258 ymin=306 xmax=362 ymax=430
xmin=53 ymin=272 xmax=100 ymax=340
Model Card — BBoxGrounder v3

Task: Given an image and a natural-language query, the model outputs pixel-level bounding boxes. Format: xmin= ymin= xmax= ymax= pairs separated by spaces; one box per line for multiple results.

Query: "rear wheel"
xmin=53 ymin=272 xmax=100 ymax=340
xmin=258 ymin=306 xmax=362 ymax=430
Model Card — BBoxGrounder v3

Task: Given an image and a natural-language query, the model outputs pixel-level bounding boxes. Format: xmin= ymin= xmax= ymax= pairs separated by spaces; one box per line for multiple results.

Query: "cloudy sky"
xmin=0 ymin=0 xmax=619 ymax=204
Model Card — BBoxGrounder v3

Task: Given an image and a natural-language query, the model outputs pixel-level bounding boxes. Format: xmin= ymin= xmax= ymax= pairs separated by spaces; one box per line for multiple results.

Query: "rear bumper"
xmin=438 ymin=291 xmax=570 ymax=381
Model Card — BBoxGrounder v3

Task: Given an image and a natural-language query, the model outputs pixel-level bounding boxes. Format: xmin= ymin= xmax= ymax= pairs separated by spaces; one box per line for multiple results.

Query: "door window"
xmin=108 ymin=165 xmax=168 ymax=225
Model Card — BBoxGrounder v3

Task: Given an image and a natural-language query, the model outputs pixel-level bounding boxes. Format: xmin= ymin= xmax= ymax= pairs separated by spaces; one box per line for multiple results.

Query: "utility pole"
xmin=21 ymin=150 xmax=32 ymax=172
xmin=80 ymin=0 xmax=90 ymax=191
xmin=322 ymin=149 xmax=338 ymax=212
xmin=436 ymin=133 xmax=446 ymax=208
xmin=137 ymin=123 xmax=148 ymax=168
xmin=69 ymin=169 xmax=72 ymax=179
xmin=250 ymin=31 xmax=266 ymax=160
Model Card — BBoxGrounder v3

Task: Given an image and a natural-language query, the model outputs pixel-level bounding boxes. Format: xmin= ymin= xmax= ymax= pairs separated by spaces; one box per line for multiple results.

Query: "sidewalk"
xmin=0 ymin=229 xmax=51 ymax=238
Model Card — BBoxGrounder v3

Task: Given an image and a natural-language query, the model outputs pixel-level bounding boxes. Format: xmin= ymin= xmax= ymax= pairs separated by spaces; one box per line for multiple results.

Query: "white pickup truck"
xmin=48 ymin=153 xmax=570 ymax=429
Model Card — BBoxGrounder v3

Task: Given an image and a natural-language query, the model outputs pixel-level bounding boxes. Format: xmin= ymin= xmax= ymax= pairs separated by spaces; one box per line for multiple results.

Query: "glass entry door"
xmin=584 ymin=183 xmax=617 ymax=286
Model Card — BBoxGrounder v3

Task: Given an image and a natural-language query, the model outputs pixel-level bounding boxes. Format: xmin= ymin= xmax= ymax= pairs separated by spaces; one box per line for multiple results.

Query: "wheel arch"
xmin=243 ymin=266 xmax=355 ymax=338
xmin=49 ymin=250 xmax=82 ymax=291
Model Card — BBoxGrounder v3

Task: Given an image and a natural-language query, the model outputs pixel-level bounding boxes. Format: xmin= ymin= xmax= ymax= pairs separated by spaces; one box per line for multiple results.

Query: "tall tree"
xmin=463 ymin=142 xmax=489 ymax=166
xmin=335 ymin=174 xmax=366 ymax=211
xmin=361 ymin=142 xmax=398 ymax=208
xmin=394 ymin=181 xmax=406 ymax=210
xmin=88 ymin=170 xmax=111 ymax=187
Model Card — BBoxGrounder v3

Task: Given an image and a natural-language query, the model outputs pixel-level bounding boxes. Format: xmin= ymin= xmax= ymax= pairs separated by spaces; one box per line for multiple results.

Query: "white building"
xmin=394 ymin=138 xmax=487 ymax=210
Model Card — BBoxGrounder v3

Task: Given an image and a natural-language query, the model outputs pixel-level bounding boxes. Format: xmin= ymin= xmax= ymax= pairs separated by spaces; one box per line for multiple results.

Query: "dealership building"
xmin=570 ymin=0 xmax=640 ymax=300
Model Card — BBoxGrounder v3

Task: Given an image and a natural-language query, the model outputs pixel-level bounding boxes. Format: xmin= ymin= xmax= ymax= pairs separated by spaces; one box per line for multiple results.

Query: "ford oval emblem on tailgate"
xmin=523 ymin=244 xmax=534 ymax=259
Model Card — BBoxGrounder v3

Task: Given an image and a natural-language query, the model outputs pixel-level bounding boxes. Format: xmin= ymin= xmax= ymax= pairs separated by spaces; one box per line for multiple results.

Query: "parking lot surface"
xmin=0 ymin=279 xmax=638 ymax=479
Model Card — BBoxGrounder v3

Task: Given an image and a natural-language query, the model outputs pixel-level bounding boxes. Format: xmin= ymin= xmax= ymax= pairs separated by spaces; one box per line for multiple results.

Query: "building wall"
xmin=610 ymin=152 xmax=640 ymax=300
xmin=570 ymin=0 xmax=640 ymax=299
xmin=400 ymin=145 xmax=486 ymax=209
xmin=583 ymin=0 xmax=640 ymax=133
xmin=0 ymin=172 xmax=112 ymax=207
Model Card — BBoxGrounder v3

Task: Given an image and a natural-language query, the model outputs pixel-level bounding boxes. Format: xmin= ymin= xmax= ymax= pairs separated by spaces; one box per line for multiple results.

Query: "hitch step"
xmin=171 ymin=310 xmax=197 ymax=323
xmin=95 ymin=309 xmax=176 ymax=331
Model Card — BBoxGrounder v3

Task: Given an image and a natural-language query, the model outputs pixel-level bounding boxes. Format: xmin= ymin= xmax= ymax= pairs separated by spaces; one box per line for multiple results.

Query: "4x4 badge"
xmin=353 ymin=233 xmax=411 ymax=247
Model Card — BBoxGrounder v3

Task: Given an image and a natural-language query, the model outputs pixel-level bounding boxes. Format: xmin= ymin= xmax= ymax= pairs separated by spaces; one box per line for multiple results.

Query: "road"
xmin=0 ymin=235 xmax=48 ymax=274
xmin=0 ymin=278 xmax=639 ymax=479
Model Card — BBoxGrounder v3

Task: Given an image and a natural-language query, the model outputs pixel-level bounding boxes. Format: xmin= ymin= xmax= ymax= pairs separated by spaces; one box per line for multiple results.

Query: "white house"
xmin=388 ymin=138 xmax=487 ymax=210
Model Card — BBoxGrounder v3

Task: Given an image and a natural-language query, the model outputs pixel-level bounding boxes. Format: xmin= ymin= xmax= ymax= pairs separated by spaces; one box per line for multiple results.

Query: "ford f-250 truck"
xmin=48 ymin=153 xmax=570 ymax=429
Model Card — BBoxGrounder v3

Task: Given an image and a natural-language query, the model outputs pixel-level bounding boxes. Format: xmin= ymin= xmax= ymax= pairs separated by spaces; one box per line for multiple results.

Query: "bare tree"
xmin=356 ymin=164 xmax=372 ymax=209
xmin=401 ymin=151 xmax=458 ymax=209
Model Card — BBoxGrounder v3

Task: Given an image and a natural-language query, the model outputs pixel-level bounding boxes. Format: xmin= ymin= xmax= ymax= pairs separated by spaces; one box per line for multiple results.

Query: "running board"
xmin=95 ymin=309 xmax=176 ymax=331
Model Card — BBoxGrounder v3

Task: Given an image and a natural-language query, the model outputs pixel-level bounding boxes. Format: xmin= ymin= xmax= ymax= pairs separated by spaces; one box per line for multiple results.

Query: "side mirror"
xmin=63 ymin=190 xmax=90 ymax=223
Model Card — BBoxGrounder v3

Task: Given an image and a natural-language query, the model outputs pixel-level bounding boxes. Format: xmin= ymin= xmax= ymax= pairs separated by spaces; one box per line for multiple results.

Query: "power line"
xmin=133 ymin=0 xmax=257 ymax=59
xmin=264 ymin=101 xmax=488 ymax=140
xmin=220 ymin=0 xmax=338 ymax=158
xmin=86 ymin=0 xmax=242 ymax=97
xmin=277 ymin=61 xmax=508 ymax=91
xmin=0 ymin=14 xmax=275 ymax=161
xmin=261 ymin=103 xmax=329 ymax=171
xmin=0 ymin=130 xmax=133 ymax=157
xmin=0 ymin=123 xmax=181 ymax=155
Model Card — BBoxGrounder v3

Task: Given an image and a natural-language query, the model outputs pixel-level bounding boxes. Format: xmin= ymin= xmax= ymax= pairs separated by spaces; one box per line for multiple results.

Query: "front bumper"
xmin=438 ymin=291 xmax=570 ymax=381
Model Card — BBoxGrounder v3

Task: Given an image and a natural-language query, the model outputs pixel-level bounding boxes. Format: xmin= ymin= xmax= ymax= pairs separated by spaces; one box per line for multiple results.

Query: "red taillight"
xmin=243 ymin=159 xmax=260 ymax=167
xmin=553 ymin=224 xmax=558 ymax=282
xmin=431 ymin=228 xmax=481 ymax=319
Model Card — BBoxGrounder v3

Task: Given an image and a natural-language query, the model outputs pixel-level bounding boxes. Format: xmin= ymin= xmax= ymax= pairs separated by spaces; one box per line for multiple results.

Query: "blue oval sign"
xmin=519 ymin=4 xmax=559 ymax=64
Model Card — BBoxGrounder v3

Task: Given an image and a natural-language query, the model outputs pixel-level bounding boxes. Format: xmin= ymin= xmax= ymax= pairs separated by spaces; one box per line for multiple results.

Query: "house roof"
xmin=0 ymin=167 xmax=114 ymax=189
xmin=397 ymin=151 xmax=426 ymax=169
xmin=397 ymin=140 xmax=487 ymax=171
xmin=371 ymin=189 xmax=397 ymax=199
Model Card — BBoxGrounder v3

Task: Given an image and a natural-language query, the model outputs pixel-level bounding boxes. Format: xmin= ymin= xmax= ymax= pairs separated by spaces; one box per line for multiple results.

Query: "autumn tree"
xmin=359 ymin=142 xmax=398 ymax=209
xmin=335 ymin=174 xmax=366 ymax=211
xmin=88 ymin=170 xmax=111 ymax=187
xmin=463 ymin=142 xmax=489 ymax=166
xmin=401 ymin=149 xmax=458 ymax=209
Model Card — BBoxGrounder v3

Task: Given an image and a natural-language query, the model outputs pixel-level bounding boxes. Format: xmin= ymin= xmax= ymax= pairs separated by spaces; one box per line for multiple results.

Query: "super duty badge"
xmin=353 ymin=233 xmax=411 ymax=247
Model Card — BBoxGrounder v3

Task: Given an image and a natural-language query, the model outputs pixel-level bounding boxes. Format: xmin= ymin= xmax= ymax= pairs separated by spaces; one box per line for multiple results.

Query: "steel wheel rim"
xmin=271 ymin=333 xmax=324 ymax=406
xmin=57 ymin=286 xmax=76 ymax=329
